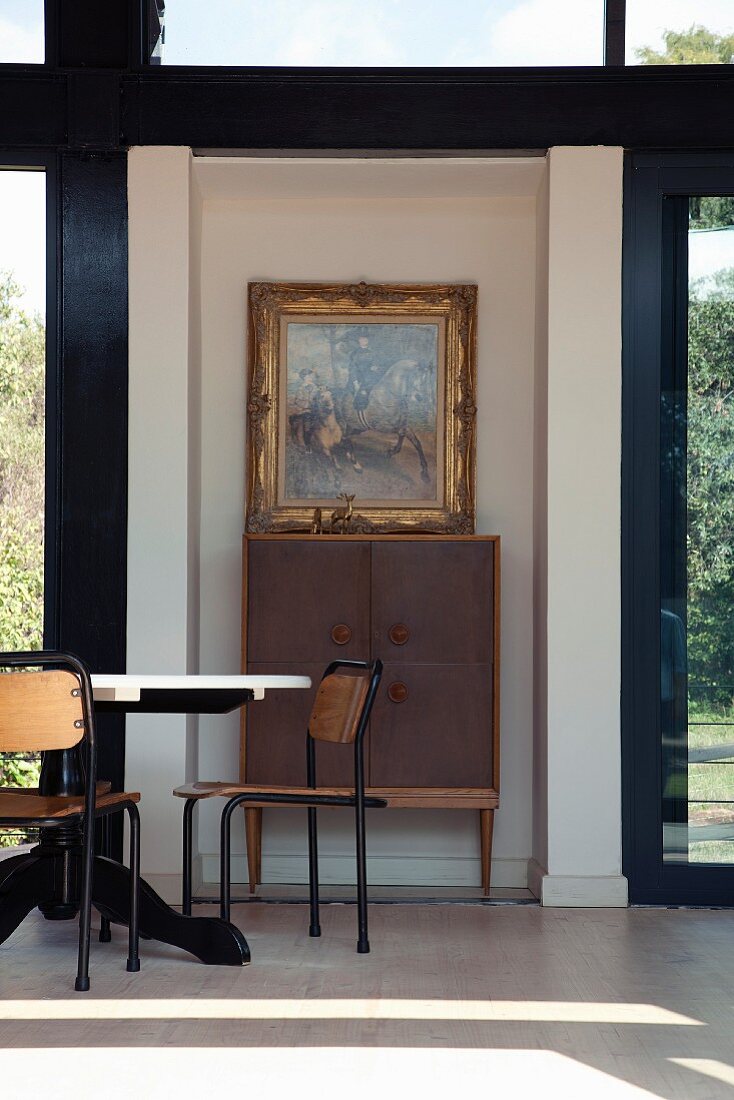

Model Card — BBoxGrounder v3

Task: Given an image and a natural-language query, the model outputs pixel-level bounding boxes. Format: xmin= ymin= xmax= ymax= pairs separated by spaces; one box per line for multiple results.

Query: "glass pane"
xmin=662 ymin=195 xmax=734 ymax=867
xmin=153 ymin=0 xmax=604 ymax=67
xmin=627 ymin=2 xmax=734 ymax=65
xmin=0 ymin=0 xmax=44 ymax=63
xmin=688 ymin=761 xmax=734 ymax=802
xmin=0 ymin=169 xmax=45 ymax=819
xmin=689 ymin=804 xmax=734 ymax=863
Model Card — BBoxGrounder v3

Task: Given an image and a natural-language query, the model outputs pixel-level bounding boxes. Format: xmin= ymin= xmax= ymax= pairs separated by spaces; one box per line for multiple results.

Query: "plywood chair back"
xmin=0 ymin=669 xmax=85 ymax=752
xmin=308 ymin=671 xmax=371 ymax=745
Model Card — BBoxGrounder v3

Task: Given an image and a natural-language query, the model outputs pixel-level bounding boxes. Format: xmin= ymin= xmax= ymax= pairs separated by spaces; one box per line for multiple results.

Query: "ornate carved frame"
xmin=246 ymin=281 xmax=477 ymax=533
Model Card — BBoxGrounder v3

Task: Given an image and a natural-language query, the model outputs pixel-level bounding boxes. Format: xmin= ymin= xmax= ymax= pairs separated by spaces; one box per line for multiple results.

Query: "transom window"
xmin=148 ymin=0 xmax=734 ymax=68
xmin=150 ymin=0 xmax=605 ymax=67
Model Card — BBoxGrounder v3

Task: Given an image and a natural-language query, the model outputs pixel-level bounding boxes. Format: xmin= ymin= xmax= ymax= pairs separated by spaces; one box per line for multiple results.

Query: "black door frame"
xmin=623 ymin=152 xmax=734 ymax=905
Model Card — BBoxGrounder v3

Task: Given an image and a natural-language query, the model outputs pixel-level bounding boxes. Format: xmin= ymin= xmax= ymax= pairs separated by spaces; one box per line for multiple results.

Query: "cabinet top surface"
xmin=245 ymin=534 xmax=500 ymax=542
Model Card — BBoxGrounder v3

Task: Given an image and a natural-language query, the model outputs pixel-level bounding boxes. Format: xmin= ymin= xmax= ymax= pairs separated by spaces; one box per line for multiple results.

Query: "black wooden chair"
xmin=0 ymin=651 xmax=141 ymax=990
xmin=174 ymin=659 xmax=385 ymax=953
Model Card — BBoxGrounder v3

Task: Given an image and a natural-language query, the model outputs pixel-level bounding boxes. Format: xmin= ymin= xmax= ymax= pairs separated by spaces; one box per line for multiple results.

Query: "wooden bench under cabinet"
xmin=241 ymin=534 xmax=500 ymax=894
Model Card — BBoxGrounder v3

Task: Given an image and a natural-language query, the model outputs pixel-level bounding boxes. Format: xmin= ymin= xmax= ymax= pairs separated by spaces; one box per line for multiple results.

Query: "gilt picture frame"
xmin=245 ymin=281 xmax=477 ymax=534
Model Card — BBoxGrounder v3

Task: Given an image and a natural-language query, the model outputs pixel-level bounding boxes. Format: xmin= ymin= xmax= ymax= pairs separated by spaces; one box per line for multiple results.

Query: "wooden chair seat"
xmin=174 ymin=781 xmax=352 ymax=801
xmin=0 ymin=788 xmax=140 ymax=822
xmin=173 ymin=781 xmax=385 ymax=809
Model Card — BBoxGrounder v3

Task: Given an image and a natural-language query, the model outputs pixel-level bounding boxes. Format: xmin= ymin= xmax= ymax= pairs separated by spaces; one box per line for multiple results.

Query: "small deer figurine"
xmin=329 ymin=493 xmax=355 ymax=534
xmin=310 ymin=507 xmax=323 ymax=535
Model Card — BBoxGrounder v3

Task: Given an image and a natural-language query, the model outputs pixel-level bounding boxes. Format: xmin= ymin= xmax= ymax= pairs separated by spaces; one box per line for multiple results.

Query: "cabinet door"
xmin=245 ymin=663 xmax=359 ymax=788
xmin=371 ymin=541 xmax=494 ymax=665
xmin=246 ymin=539 xmax=371 ymax=663
xmin=369 ymin=664 xmax=493 ymax=788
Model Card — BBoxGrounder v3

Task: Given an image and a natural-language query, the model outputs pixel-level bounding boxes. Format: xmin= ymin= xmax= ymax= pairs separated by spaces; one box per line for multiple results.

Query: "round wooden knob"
xmin=331 ymin=623 xmax=352 ymax=646
xmin=387 ymin=681 xmax=408 ymax=704
xmin=388 ymin=623 xmax=410 ymax=646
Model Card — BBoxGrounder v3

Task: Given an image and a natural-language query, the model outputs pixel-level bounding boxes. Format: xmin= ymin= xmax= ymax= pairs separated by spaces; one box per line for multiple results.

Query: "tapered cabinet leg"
xmin=480 ymin=809 xmax=494 ymax=897
xmin=245 ymin=807 xmax=262 ymax=895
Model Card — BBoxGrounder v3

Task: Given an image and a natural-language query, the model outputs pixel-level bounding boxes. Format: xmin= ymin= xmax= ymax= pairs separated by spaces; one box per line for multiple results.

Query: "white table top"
xmin=91 ymin=674 xmax=312 ymax=703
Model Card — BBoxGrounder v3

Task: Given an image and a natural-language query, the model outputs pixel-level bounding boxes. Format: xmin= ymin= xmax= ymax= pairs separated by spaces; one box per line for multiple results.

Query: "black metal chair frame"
xmin=0 ymin=651 xmax=140 ymax=991
xmin=181 ymin=659 xmax=386 ymax=954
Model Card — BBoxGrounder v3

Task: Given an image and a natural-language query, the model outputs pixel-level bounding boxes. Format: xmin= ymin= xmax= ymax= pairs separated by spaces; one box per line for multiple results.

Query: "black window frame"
xmin=622 ymin=151 xmax=734 ymax=905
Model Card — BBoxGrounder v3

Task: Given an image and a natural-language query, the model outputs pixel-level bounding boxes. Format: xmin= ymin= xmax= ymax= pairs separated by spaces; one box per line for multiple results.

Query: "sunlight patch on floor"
xmin=0 ymin=1048 xmax=664 ymax=1099
xmin=670 ymin=1059 xmax=734 ymax=1087
xmin=0 ymin=998 xmax=702 ymax=1026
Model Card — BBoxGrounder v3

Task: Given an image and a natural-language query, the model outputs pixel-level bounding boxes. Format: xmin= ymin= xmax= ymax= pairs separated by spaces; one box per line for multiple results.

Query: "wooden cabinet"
xmin=370 ymin=540 xmax=494 ymax=665
xmin=370 ymin=664 xmax=493 ymax=788
xmin=241 ymin=534 xmax=500 ymax=894
xmin=246 ymin=539 xmax=371 ymax=662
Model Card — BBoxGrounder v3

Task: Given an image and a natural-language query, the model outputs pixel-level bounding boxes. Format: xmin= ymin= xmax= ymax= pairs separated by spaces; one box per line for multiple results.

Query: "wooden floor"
xmin=1 ymin=903 xmax=734 ymax=1099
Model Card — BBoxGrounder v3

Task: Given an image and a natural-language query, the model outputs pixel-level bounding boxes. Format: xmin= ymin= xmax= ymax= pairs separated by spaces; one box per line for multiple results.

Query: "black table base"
xmin=0 ymin=845 xmax=250 ymax=967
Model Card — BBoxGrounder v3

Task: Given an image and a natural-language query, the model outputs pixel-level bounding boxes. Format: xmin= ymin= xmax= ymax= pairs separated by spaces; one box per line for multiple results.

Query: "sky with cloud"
xmin=0 ymin=171 xmax=45 ymax=315
xmin=690 ymin=227 xmax=734 ymax=298
xmin=156 ymin=0 xmax=734 ymax=67
xmin=0 ymin=1 xmax=43 ymax=63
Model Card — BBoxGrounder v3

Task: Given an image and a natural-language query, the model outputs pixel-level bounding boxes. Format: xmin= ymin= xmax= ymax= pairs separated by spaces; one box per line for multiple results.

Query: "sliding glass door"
xmin=662 ymin=196 xmax=734 ymax=871
xmin=624 ymin=156 xmax=734 ymax=904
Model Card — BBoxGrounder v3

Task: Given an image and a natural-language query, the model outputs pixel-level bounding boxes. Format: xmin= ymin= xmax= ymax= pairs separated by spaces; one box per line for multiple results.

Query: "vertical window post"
xmin=605 ymin=0 xmax=626 ymax=66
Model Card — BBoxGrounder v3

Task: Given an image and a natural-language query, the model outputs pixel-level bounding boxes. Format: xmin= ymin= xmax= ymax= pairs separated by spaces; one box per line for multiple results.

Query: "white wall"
xmin=194 ymin=158 xmax=540 ymax=889
xmin=126 ymin=147 xmax=198 ymax=900
xmin=186 ymin=157 xmax=203 ymax=792
xmin=126 ymin=149 xmax=626 ymax=904
xmin=530 ymin=147 xmax=627 ymax=906
xmin=532 ymin=161 xmax=550 ymax=878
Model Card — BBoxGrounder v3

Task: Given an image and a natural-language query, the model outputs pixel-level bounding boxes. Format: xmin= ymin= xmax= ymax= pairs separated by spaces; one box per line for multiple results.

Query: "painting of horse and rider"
xmin=246 ymin=281 xmax=477 ymax=534
xmin=284 ymin=320 xmax=441 ymax=503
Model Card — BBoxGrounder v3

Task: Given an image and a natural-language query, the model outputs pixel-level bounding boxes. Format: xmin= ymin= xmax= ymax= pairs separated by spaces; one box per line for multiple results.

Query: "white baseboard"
xmin=141 ymin=862 xmax=627 ymax=906
xmin=534 ymin=870 xmax=629 ymax=908
xmin=201 ymin=853 xmax=529 ymax=890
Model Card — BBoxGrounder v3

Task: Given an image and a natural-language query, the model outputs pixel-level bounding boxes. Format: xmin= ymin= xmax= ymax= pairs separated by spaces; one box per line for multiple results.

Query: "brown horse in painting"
xmin=307 ymin=389 xmax=344 ymax=472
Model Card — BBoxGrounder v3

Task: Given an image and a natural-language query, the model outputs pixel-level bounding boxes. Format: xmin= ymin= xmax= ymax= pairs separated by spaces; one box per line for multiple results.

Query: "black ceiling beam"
xmin=2 ymin=61 xmax=734 ymax=152
xmin=120 ymin=67 xmax=734 ymax=151
xmin=0 ymin=72 xmax=67 ymax=146
xmin=68 ymin=72 xmax=121 ymax=149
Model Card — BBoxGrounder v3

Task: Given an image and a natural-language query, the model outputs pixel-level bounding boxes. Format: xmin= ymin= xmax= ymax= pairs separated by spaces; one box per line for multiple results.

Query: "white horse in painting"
xmin=337 ymin=358 xmax=434 ymax=483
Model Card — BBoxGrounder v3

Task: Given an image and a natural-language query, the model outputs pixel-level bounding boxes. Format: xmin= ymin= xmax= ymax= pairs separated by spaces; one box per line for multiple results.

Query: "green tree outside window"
xmin=0 ymin=273 xmax=44 ymax=833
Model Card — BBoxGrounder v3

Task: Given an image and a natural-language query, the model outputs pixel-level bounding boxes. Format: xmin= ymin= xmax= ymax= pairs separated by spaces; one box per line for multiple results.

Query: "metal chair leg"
xmin=126 ymin=803 xmax=141 ymax=973
xmin=182 ymin=798 xmax=196 ymax=916
xmin=307 ymin=806 xmax=321 ymax=937
xmin=75 ymin=812 xmax=95 ymax=991
xmin=99 ymin=813 xmax=112 ymax=942
xmin=355 ymin=794 xmax=369 ymax=955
